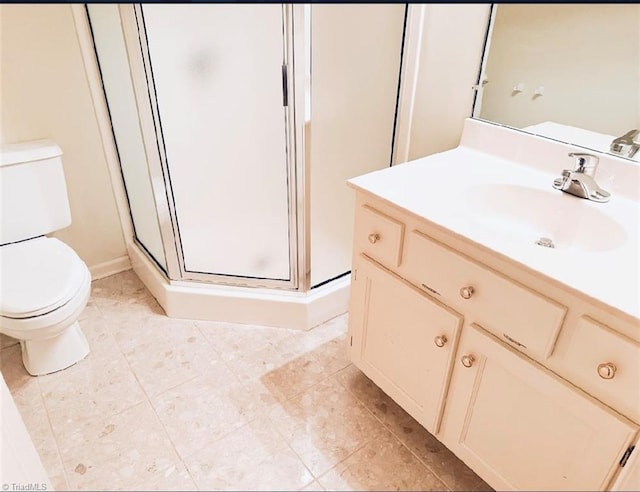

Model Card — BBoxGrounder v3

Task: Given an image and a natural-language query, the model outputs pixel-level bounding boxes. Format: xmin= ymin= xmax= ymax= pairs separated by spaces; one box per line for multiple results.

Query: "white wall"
xmin=395 ymin=4 xmax=491 ymax=162
xmin=310 ymin=4 xmax=406 ymax=286
xmin=480 ymin=4 xmax=640 ymax=136
xmin=0 ymin=374 xmax=51 ymax=488
xmin=0 ymin=4 xmax=128 ymax=276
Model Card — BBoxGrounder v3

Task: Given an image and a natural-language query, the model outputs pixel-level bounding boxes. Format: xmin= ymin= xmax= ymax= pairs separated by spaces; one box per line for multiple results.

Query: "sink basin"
xmin=460 ymin=183 xmax=629 ymax=253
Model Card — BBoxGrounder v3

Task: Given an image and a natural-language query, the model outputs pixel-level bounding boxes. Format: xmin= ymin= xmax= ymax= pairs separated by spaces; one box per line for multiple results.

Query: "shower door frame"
xmin=117 ymin=4 xmax=309 ymax=291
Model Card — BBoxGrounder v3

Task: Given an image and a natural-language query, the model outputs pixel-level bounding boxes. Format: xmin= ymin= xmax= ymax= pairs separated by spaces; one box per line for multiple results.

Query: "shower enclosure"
xmin=84 ymin=4 xmax=406 ymax=327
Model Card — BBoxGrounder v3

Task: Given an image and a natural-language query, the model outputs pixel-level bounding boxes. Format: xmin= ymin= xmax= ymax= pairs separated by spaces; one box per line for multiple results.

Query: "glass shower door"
xmin=140 ymin=4 xmax=292 ymax=281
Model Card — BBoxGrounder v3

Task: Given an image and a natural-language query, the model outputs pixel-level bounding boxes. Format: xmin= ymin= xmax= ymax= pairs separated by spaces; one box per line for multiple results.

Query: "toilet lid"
xmin=0 ymin=237 xmax=88 ymax=318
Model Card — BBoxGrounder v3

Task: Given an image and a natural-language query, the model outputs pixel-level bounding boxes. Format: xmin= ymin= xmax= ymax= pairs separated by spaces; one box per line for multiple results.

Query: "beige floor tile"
xmin=77 ymin=315 xmax=122 ymax=361
xmin=107 ymin=307 xmax=190 ymax=354
xmin=92 ymin=270 xmax=165 ymax=325
xmin=78 ymin=297 xmax=103 ymax=321
xmin=0 ymin=344 xmax=36 ymax=399
xmin=283 ymin=313 xmax=349 ymax=357
xmin=0 ymin=332 xmax=19 ymax=350
xmin=38 ymin=350 xmax=146 ymax=444
xmin=261 ymin=336 xmax=351 ymax=402
xmin=184 ymin=416 xmax=314 ymax=491
xmin=13 ymin=382 xmax=70 ymax=491
xmin=151 ymin=362 xmax=267 ymax=458
xmin=98 ymin=292 xmax=166 ymax=328
xmin=196 ymin=319 xmax=297 ymax=361
xmin=266 ymin=376 xmax=383 ymax=478
xmin=91 ymin=269 xmax=150 ymax=302
xmin=123 ymin=318 xmax=220 ymax=397
xmin=336 ymin=364 xmax=491 ymax=491
xmin=300 ymin=479 xmax=326 ymax=491
xmin=317 ymin=428 xmax=447 ymax=491
xmin=128 ymin=462 xmax=198 ymax=491
xmin=60 ymin=401 xmax=186 ymax=491
xmin=224 ymin=342 xmax=293 ymax=385
xmin=0 ymin=355 xmax=70 ymax=491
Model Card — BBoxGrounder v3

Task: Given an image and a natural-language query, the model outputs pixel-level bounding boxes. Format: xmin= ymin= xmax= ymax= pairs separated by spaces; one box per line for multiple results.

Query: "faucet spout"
xmin=552 ymin=152 xmax=610 ymax=203
xmin=610 ymin=129 xmax=639 ymax=157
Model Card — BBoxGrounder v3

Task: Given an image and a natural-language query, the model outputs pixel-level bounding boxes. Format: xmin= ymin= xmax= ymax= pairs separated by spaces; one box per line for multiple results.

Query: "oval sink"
xmin=461 ymin=183 xmax=629 ymax=253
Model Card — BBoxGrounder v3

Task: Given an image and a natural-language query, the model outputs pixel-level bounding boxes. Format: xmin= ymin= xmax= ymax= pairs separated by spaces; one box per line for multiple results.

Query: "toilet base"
xmin=20 ymin=321 xmax=90 ymax=376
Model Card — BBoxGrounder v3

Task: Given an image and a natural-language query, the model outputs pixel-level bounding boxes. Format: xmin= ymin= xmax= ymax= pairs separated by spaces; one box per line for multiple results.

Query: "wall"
xmin=309 ymin=4 xmax=406 ymax=286
xmin=480 ymin=4 xmax=640 ymax=137
xmin=0 ymin=4 xmax=128 ymax=277
xmin=1 ymin=373 xmax=51 ymax=488
xmin=395 ymin=4 xmax=492 ymax=162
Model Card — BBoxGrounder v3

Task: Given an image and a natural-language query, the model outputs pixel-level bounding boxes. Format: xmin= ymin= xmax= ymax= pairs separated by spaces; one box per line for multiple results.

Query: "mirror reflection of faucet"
xmin=552 ymin=152 xmax=611 ymax=203
xmin=610 ymin=129 xmax=639 ymax=158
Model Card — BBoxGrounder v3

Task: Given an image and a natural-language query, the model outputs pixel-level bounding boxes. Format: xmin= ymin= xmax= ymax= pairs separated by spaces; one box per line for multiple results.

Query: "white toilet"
xmin=0 ymin=140 xmax=91 ymax=376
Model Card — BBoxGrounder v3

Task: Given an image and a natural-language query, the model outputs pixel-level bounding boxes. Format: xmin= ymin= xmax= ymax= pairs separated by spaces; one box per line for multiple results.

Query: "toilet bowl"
xmin=0 ymin=140 xmax=91 ymax=375
xmin=0 ymin=237 xmax=91 ymax=375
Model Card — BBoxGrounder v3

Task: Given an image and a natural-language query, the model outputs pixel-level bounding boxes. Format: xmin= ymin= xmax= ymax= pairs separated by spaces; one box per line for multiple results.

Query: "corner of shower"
xmin=83 ymin=3 xmax=406 ymax=330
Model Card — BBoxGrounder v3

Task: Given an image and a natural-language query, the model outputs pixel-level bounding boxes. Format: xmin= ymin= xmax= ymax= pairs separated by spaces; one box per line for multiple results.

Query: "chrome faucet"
xmin=552 ymin=152 xmax=610 ymax=203
xmin=610 ymin=129 xmax=639 ymax=158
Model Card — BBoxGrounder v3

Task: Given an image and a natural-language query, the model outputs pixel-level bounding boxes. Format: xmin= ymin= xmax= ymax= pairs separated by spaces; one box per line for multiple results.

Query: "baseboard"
xmin=128 ymin=242 xmax=349 ymax=330
xmin=89 ymin=255 xmax=132 ymax=280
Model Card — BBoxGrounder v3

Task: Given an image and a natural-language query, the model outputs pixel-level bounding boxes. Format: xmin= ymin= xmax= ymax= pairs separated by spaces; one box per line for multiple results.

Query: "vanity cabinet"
xmin=439 ymin=324 xmax=637 ymax=492
xmin=347 ymin=194 xmax=640 ymax=491
xmin=611 ymin=445 xmax=640 ymax=491
xmin=349 ymin=254 xmax=462 ymax=434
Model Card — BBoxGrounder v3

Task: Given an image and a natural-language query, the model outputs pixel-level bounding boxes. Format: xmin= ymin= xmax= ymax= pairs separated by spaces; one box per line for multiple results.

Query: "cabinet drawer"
xmin=558 ymin=316 xmax=640 ymax=424
xmin=354 ymin=204 xmax=404 ymax=268
xmin=403 ymin=229 xmax=566 ymax=360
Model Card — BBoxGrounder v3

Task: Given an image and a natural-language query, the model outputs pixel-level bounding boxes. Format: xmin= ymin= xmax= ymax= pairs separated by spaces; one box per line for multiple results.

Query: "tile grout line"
xmin=93 ymin=278 xmax=203 ymax=489
xmin=333 ymin=368 xmax=452 ymax=491
xmin=116 ymin=317 xmax=203 ymax=490
xmin=35 ymin=373 xmax=71 ymax=491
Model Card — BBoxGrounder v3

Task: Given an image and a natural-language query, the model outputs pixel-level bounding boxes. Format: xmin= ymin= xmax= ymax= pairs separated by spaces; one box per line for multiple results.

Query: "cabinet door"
xmin=348 ymin=254 xmax=462 ymax=434
xmin=611 ymin=445 xmax=640 ymax=491
xmin=440 ymin=324 xmax=638 ymax=492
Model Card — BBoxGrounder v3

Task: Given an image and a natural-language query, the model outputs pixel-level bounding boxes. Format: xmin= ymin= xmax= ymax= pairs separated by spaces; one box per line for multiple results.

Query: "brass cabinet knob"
xmin=597 ymin=362 xmax=617 ymax=380
xmin=368 ymin=233 xmax=381 ymax=244
xmin=434 ymin=335 xmax=448 ymax=348
xmin=461 ymin=354 xmax=475 ymax=368
xmin=459 ymin=286 xmax=474 ymax=299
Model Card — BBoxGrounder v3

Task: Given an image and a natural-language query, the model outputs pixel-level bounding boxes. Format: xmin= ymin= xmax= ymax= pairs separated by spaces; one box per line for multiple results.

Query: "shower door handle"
xmin=282 ymin=64 xmax=289 ymax=107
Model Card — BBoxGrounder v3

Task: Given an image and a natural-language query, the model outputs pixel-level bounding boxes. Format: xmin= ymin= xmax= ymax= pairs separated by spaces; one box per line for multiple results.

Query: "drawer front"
xmin=559 ymin=316 xmax=640 ymax=424
xmin=403 ymin=229 xmax=567 ymax=359
xmin=355 ymin=204 xmax=404 ymax=268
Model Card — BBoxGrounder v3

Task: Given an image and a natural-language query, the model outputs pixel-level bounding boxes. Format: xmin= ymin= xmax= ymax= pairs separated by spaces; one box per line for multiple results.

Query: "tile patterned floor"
xmin=0 ymin=270 xmax=492 ymax=491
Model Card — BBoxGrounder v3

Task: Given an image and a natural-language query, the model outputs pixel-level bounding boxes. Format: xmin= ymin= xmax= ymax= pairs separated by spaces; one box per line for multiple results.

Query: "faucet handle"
xmin=568 ymin=152 xmax=599 ymax=175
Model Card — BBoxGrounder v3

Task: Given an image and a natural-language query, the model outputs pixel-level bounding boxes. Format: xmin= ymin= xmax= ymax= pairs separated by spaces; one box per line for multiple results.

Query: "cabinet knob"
xmin=597 ymin=362 xmax=617 ymax=380
xmin=368 ymin=233 xmax=381 ymax=244
xmin=461 ymin=354 xmax=475 ymax=368
xmin=434 ymin=335 xmax=448 ymax=348
xmin=459 ymin=286 xmax=474 ymax=299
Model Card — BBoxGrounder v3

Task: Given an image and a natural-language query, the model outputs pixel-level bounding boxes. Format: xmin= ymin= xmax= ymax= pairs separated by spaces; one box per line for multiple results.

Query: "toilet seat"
xmin=0 ymin=237 xmax=87 ymax=319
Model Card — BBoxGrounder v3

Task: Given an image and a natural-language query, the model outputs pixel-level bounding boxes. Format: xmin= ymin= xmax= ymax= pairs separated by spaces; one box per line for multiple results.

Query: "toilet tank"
xmin=0 ymin=140 xmax=71 ymax=245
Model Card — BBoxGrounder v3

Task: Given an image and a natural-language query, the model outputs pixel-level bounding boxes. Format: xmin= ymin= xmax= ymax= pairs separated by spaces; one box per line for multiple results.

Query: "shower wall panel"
xmin=309 ymin=4 xmax=406 ymax=287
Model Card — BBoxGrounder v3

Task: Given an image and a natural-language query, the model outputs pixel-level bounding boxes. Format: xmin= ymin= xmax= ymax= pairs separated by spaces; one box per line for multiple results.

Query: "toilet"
xmin=0 ymin=140 xmax=91 ymax=376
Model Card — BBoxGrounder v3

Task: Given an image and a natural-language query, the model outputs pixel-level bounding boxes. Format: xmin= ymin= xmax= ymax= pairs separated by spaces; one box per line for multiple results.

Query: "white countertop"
xmin=348 ymin=144 xmax=640 ymax=320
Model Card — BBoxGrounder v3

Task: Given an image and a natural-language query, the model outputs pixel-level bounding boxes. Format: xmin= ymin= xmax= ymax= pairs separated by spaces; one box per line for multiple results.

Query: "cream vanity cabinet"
xmin=347 ymin=192 xmax=639 ymax=492
xmin=440 ymin=324 xmax=636 ymax=491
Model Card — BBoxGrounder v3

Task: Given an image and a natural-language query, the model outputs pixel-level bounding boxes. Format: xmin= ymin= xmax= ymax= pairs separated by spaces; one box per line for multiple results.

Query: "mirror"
xmin=473 ymin=4 xmax=640 ymax=161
